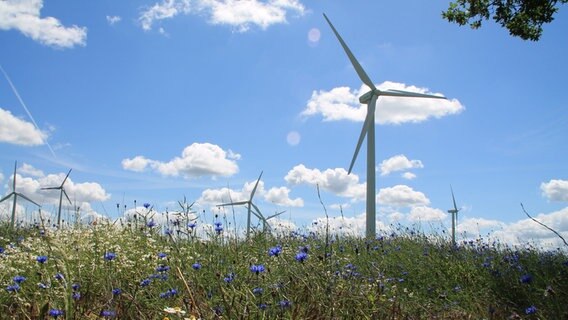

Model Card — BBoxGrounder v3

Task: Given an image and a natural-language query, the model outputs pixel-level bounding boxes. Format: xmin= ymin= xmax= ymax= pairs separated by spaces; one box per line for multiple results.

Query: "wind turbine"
xmin=41 ymin=169 xmax=72 ymax=228
xmin=259 ymin=210 xmax=286 ymax=232
xmin=323 ymin=14 xmax=447 ymax=237
xmin=0 ymin=161 xmax=41 ymax=228
xmin=217 ymin=171 xmax=265 ymax=238
xmin=447 ymin=185 xmax=461 ymax=246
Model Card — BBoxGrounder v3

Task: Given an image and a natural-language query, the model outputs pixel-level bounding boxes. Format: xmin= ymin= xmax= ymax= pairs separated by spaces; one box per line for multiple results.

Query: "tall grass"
xmin=0 ymin=219 xmax=567 ymax=319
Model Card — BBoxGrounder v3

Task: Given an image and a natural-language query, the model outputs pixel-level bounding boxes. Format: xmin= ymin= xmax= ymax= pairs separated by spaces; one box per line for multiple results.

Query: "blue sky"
xmin=1 ymin=0 xmax=567 ymax=247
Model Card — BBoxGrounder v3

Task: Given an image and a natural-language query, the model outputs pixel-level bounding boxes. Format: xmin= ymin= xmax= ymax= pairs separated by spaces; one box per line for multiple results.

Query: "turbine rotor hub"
xmin=359 ymin=90 xmax=375 ymax=104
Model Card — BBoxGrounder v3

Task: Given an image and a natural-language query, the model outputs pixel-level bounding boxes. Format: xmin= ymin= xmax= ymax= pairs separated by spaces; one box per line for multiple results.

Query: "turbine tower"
xmin=447 ymin=185 xmax=461 ymax=246
xmin=0 ymin=161 xmax=41 ymax=228
xmin=323 ymin=14 xmax=447 ymax=237
xmin=217 ymin=171 xmax=266 ymax=238
xmin=41 ymin=169 xmax=72 ymax=228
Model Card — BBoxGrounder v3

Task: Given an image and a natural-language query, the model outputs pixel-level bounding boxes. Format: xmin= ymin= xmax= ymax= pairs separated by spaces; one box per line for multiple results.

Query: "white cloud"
xmin=0 ymin=0 xmax=86 ymax=48
xmin=264 ymin=186 xmax=303 ymax=207
xmin=19 ymin=163 xmax=44 ymax=177
xmin=139 ymin=0 xmax=305 ymax=32
xmin=457 ymin=217 xmax=506 ymax=237
xmin=106 ymin=15 xmax=122 ymax=25
xmin=0 ymin=108 xmax=47 ymax=145
xmin=308 ymin=213 xmax=389 ymax=237
xmin=407 ymin=206 xmax=447 ymax=222
xmin=379 ymin=154 xmax=423 ymax=176
xmin=122 ymin=143 xmax=240 ymax=178
xmin=490 ymin=207 xmax=568 ymax=249
xmin=376 ymin=185 xmax=430 ymax=207
xmin=401 ymin=172 xmax=416 ymax=180
xmin=302 ymin=82 xmax=464 ymax=124
xmin=285 ymin=164 xmax=365 ymax=200
xmin=541 ymin=179 xmax=568 ymax=202
xmin=121 ymin=156 xmax=153 ymax=172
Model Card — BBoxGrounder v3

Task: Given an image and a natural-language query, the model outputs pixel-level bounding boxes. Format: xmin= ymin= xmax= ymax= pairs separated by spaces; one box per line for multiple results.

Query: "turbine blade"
xmin=451 ymin=186 xmax=458 ymax=212
xmin=218 ymin=201 xmax=248 ymax=207
xmin=41 ymin=187 xmax=60 ymax=190
xmin=250 ymin=171 xmax=263 ymax=201
xmin=15 ymin=193 xmax=40 ymax=207
xmin=323 ymin=13 xmax=376 ymax=91
xmin=61 ymin=169 xmax=72 ymax=186
xmin=268 ymin=210 xmax=286 ymax=220
xmin=0 ymin=192 xmax=16 ymax=203
xmin=63 ymin=189 xmax=72 ymax=205
xmin=382 ymin=89 xmax=446 ymax=99
xmin=251 ymin=203 xmax=266 ymax=220
xmin=348 ymin=96 xmax=376 ymax=174
xmin=12 ymin=161 xmax=17 ymax=191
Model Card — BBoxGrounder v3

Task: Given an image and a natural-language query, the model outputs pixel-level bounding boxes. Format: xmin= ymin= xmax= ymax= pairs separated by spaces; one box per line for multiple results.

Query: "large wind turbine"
xmin=447 ymin=185 xmax=461 ymax=246
xmin=217 ymin=171 xmax=265 ymax=238
xmin=41 ymin=169 xmax=72 ymax=228
xmin=323 ymin=14 xmax=447 ymax=237
xmin=260 ymin=210 xmax=286 ymax=232
xmin=0 ymin=161 xmax=41 ymax=228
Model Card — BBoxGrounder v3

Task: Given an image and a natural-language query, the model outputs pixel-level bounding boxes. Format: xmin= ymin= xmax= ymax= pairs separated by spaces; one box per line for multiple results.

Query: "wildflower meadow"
xmin=1 ymin=204 xmax=567 ymax=319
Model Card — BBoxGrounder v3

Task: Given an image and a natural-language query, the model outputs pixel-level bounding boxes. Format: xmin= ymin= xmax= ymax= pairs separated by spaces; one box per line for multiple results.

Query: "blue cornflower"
xmin=295 ymin=252 xmax=308 ymax=262
xmin=159 ymin=288 xmax=178 ymax=298
xmin=157 ymin=252 xmax=167 ymax=259
xmin=143 ymin=203 xmax=151 ymax=209
xmin=72 ymin=292 xmax=81 ymax=300
xmin=140 ymin=278 xmax=151 ymax=287
xmin=258 ymin=303 xmax=268 ymax=310
xmin=100 ymin=310 xmax=116 ymax=318
xmin=215 ymin=225 xmax=223 ymax=234
xmin=36 ymin=255 xmax=48 ymax=264
xmin=252 ymin=287 xmax=263 ymax=295
xmin=525 ymin=305 xmax=537 ymax=315
xmin=13 ymin=275 xmax=26 ymax=283
xmin=112 ymin=288 xmax=122 ymax=296
xmin=146 ymin=220 xmax=157 ymax=228
xmin=250 ymin=264 xmax=265 ymax=275
xmin=71 ymin=283 xmax=80 ymax=291
xmin=55 ymin=273 xmax=64 ymax=281
xmin=224 ymin=273 xmax=235 ymax=283
xmin=104 ymin=252 xmax=117 ymax=261
xmin=188 ymin=222 xmax=197 ymax=229
xmin=279 ymin=300 xmax=291 ymax=308
xmin=0 ymin=247 xmax=4 ymax=254
xmin=156 ymin=265 xmax=170 ymax=272
xmin=165 ymin=228 xmax=173 ymax=235
xmin=520 ymin=274 xmax=533 ymax=284
xmin=38 ymin=283 xmax=48 ymax=289
xmin=48 ymin=309 xmax=64 ymax=318
xmin=192 ymin=262 xmax=202 ymax=270
xmin=6 ymin=284 xmax=20 ymax=292
xmin=268 ymin=246 xmax=282 ymax=257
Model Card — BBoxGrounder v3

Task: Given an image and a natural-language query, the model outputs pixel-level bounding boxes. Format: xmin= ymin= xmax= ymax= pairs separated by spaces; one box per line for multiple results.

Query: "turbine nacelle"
xmin=359 ymin=90 xmax=375 ymax=104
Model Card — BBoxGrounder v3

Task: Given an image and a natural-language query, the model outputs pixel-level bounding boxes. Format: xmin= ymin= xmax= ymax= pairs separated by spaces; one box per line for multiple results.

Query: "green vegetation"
xmin=1 ymin=217 xmax=567 ymax=319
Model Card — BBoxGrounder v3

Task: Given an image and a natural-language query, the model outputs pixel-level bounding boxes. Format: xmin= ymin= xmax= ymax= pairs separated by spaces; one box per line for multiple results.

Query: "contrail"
xmin=0 ymin=64 xmax=57 ymax=158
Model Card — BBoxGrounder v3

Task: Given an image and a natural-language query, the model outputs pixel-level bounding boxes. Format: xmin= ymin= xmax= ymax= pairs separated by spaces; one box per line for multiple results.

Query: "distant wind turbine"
xmin=0 ymin=161 xmax=41 ymax=228
xmin=447 ymin=185 xmax=461 ymax=246
xmin=258 ymin=210 xmax=286 ymax=232
xmin=41 ymin=169 xmax=72 ymax=228
xmin=323 ymin=14 xmax=447 ymax=237
xmin=217 ymin=171 xmax=265 ymax=238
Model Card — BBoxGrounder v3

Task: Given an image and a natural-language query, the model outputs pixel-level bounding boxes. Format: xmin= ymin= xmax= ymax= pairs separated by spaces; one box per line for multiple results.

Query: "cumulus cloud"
xmin=457 ymin=217 xmax=506 ymax=237
xmin=407 ymin=206 xmax=447 ymax=222
xmin=122 ymin=143 xmax=240 ymax=178
xmin=401 ymin=172 xmax=416 ymax=180
xmin=302 ymin=82 xmax=464 ymax=124
xmin=264 ymin=186 xmax=303 ymax=207
xmin=139 ymin=0 xmax=305 ymax=32
xmin=0 ymin=108 xmax=47 ymax=146
xmin=19 ymin=163 xmax=44 ymax=177
xmin=106 ymin=15 xmax=122 ymax=25
xmin=376 ymin=185 xmax=430 ymax=207
xmin=308 ymin=213 xmax=389 ymax=237
xmin=379 ymin=154 xmax=423 ymax=176
xmin=541 ymin=179 xmax=568 ymax=202
xmin=285 ymin=164 xmax=365 ymax=200
xmin=0 ymin=0 xmax=87 ymax=48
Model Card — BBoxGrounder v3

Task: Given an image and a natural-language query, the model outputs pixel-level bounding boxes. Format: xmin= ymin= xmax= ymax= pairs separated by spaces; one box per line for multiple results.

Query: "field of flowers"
xmin=1 ymin=210 xmax=567 ymax=319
